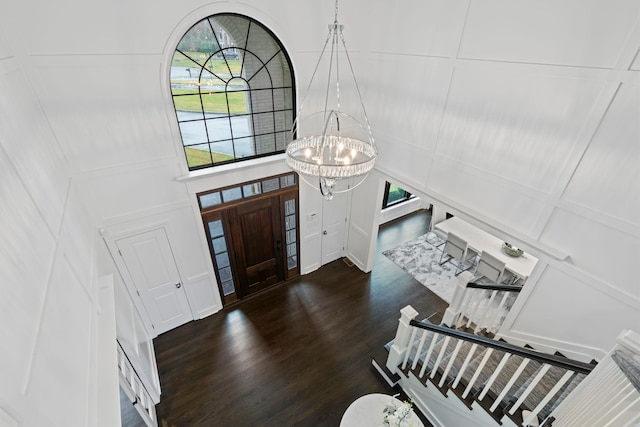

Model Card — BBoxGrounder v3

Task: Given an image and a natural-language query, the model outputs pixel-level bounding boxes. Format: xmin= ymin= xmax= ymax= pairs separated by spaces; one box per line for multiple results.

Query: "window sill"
xmin=175 ymin=154 xmax=288 ymax=183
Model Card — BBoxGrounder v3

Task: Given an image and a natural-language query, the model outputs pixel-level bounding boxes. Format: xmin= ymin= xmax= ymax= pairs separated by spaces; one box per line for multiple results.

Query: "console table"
xmin=434 ymin=217 xmax=538 ymax=281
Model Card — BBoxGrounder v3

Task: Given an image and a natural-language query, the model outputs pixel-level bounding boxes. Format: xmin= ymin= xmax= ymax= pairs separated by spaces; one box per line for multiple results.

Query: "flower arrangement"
xmin=382 ymin=395 xmax=416 ymax=427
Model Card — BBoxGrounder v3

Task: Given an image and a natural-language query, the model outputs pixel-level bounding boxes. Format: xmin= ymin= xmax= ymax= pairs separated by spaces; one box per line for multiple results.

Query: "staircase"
xmin=373 ymin=305 xmax=640 ymax=427
xmin=442 ymin=270 xmax=522 ymax=335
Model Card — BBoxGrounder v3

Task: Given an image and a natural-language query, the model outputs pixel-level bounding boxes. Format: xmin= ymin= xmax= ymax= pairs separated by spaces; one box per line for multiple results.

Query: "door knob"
xmin=323 ymin=230 xmax=327 ymax=235
xmin=175 ymin=283 xmax=182 ymax=288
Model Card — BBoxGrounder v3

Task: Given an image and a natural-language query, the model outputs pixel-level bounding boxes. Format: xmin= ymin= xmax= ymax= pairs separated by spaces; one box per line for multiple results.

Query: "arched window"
xmin=170 ymin=14 xmax=295 ymax=170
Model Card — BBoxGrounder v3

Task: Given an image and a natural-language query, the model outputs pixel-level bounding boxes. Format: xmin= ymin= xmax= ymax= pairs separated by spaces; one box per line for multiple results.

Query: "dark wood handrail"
xmin=409 ymin=319 xmax=596 ymax=374
xmin=467 ymin=282 xmax=523 ymax=292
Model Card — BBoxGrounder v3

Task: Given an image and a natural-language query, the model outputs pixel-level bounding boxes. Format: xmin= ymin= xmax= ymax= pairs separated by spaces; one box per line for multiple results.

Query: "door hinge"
xmin=118 ymin=249 xmax=122 ymax=256
xmin=136 ymin=290 xmax=140 ymax=296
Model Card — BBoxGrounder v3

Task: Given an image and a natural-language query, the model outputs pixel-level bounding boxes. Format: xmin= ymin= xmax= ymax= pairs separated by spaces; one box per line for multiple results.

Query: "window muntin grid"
xmin=207 ymin=219 xmax=235 ymax=296
xmin=284 ymin=198 xmax=297 ymax=270
xmin=197 ymin=173 xmax=296 ymax=210
xmin=171 ymin=14 xmax=295 ymax=170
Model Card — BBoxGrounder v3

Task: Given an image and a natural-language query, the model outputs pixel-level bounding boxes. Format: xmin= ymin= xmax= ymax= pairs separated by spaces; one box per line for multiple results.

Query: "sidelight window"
xmin=207 ymin=219 xmax=235 ymax=297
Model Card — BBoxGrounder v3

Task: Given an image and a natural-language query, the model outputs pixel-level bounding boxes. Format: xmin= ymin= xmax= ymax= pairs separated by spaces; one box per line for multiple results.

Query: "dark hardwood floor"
xmin=154 ymin=209 xmax=447 ymax=426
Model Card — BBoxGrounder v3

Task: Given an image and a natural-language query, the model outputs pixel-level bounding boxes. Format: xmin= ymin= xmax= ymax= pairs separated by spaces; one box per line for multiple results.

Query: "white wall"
xmin=360 ymin=0 xmax=640 ymax=358
xmin=0 ymin=52 xmax=118 ymax=424
xmin=379 ymin=197 xmax=426 ymax=225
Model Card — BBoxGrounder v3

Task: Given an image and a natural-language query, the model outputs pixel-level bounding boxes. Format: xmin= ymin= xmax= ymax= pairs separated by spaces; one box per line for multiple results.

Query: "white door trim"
xmin=100 ymin=222 xmax=193 ymax=337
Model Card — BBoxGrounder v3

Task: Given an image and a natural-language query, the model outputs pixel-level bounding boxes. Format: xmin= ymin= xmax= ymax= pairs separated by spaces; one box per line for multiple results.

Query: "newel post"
xmin=442 ymin=271 xmax=473 ymax=327
xmin=386 ymin=305 xmax=419 ymax=372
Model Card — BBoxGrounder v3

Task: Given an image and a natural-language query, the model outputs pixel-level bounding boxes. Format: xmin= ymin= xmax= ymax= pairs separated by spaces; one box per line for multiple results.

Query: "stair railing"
xmin=543 ymin=329 xmax=640 ymax=426
xmin=117 ymin=341 xmax=158 ymax=427
xmin=442 ymin=271 xmax=522 ymax=334
xmin=387 ymin=305 xmax=595 ymax=426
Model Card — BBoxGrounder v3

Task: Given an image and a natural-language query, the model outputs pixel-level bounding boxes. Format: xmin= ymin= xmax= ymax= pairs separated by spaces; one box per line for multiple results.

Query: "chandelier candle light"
xmin=285 ymin=0 xmax=377 ymax=200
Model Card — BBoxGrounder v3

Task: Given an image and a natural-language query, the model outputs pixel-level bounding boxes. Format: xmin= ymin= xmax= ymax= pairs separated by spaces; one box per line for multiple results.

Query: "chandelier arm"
xmin=328 ymin=173 xmax=370 ymax=194
xmin=339 ymin=32 xmax=375 ymax=145
xmin=299 ymin=173 xmax=373 ymax=196
xmin=335 ymin=27 xmax=341 ymax=119
xmin=291 ymin=30 xmax=333 ymax=136
xmin=323 ymin=26 xmax=338 ymax=125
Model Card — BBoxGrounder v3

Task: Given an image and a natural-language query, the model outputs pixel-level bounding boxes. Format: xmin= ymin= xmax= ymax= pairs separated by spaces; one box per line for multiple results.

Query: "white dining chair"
xmin=427 ymin=217 xmax=447 ymax=248
xmin=475 ymin=251 xmax=514 ymax=284
xmin=439 ymin=232 xmax=479 ymax=275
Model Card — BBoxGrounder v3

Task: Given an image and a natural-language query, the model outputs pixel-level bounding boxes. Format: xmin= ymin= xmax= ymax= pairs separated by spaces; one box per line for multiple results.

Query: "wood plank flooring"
xmin=154 ymin=209 xmax=447 ymax=426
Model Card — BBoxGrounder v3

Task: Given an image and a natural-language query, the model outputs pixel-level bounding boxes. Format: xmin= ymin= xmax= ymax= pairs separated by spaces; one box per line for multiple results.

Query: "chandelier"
xmin=285 ymin=0 xmax=377 ymax=200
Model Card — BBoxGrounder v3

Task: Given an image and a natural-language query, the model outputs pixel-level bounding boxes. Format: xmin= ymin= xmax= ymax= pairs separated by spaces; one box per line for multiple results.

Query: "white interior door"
xmin=116 ymin=228 xmax=193 ymax=335
xmin=321 ymin=192 xmax=350 ymax=265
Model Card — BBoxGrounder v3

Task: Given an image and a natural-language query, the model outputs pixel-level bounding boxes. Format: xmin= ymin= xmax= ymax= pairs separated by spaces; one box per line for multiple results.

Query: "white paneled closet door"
xmin=116 ymin=228 xmax=193 ymax=335
xmin=321 ymin=191 xmax=351 ymax=266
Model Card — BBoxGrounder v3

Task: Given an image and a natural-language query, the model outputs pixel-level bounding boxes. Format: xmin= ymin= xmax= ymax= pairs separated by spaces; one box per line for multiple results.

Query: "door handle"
xmin=323 ymin=230 xmax=327 ymax=235
xmin=175 ymin=283 xmax=182 ymax=289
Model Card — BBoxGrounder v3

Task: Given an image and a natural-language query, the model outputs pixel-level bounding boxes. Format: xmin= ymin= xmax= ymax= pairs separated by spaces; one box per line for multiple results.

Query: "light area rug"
xmin=382 ymin=232 xmax=516 ymax=333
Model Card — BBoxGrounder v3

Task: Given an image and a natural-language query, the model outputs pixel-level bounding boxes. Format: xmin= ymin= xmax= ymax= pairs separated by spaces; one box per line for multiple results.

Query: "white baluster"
xmin=431 ymin=336 xmax=452 ymax=379
xmin=491 ymin=292 xmax=510 ymax=333
xmin=139 ymin=390 xmax=146 ymax=410
xmin=419 ymin=332 xmax=441 ymax=378
xmin=463 ymin=348 xmax=494 ymax=399
xmin=554 ymin=359 xmax=618 ymax=424
xmin=490 ymin=358 xmax=530 ymax=412
xmin=591 ymin=383 xmax=637 ymax=426
xmin=440 ymin=340 xmax=464 ymax=387
xmin=412 ymin=329 xmax=429 ymax=370
xmin=475 ymin=290 xmax=498 ymax=333
xmin=402 ymin=327 xmax=419 ymax=370
xmin=457 ymin=289 xmax=474 ymax=329
xmin=549 ymin=330 xmax=640 ymax=425
xmin=509 ymin=364 xmax=551 ymax=415
xmin=479 ymin=352 xmax=510 ymax=401
xmin=453 ymin=343 xmax=478 ymax=389
xmin=603 ymin=395 xmax=640 ymax=427
xmin=522 ymin=369 xmax=573 ymax=425
xmin=466 ymin=290 xmax=483 ymax=329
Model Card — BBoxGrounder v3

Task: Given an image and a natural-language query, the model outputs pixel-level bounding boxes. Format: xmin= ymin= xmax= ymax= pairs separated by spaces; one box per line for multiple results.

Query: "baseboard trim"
xmin=371 ymin=358 xmax=400 ymax=387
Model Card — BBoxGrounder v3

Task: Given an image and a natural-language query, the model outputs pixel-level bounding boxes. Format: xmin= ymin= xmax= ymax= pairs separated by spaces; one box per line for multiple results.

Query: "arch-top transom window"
xmin=170 ymin=14 xmax=295 ymax=170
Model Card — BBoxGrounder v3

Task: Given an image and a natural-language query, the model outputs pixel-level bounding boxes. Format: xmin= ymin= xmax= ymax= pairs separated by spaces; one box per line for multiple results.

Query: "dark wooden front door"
xmin=228 ymin=195 xmax=285 ymax=296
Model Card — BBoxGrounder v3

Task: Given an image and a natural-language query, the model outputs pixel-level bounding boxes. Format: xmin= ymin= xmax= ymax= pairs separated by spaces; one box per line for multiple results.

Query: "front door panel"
xmin=229 ymin=196 xmax=284 ymax=296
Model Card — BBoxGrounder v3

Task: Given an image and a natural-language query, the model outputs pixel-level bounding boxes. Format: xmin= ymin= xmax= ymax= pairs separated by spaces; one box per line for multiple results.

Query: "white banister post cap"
xmin=400 ymin=305 xmax=419 ymax=320
xmin=457 ymin=271 xmax=474 ymax=285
